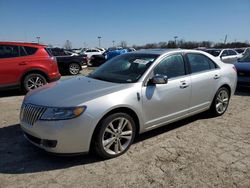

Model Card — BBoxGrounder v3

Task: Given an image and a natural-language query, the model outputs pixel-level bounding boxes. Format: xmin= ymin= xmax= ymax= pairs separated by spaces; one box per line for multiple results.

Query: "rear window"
xmin=24 ymin=46 xmax=38 ymax=55
xmin=45 ymin=48 xmax=53 ymax=57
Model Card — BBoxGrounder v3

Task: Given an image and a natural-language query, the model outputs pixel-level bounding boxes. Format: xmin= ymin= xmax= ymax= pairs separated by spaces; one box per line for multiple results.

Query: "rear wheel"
xmin=94 ymin=113 xmax=136 ymax=159
xmin=23 ymin=73 xmax=47 ymax=92
xmin=68 ymin=63 xmax=80 ymax=75
xmin=210 ymin=87 xmax=230 ymax=116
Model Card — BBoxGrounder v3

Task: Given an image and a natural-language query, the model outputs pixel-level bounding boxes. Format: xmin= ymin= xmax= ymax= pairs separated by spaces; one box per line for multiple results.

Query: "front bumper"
xmin=20 ymin=112 xmax=97 ymax=154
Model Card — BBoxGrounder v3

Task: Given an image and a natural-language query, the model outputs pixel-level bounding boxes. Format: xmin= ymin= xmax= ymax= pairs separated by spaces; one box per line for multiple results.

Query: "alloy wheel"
xmin=215 ymin=89 xmax=229 ymax=114
xmin=27 ymin=76 xmax=46 ymax=90
xmin=69 ymin=63 xmax=80 ymax=75
xmin=102 ymin=117 xmax=133 ymax=155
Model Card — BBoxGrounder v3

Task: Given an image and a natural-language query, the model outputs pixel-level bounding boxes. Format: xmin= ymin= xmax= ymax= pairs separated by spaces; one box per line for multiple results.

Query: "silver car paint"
xmin=20 ymin=49 xmax=237 ymax=154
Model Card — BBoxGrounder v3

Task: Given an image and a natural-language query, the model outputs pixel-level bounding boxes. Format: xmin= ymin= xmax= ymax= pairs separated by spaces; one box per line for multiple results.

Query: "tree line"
xmin=132 ymin=40 xmax=250 ymax=50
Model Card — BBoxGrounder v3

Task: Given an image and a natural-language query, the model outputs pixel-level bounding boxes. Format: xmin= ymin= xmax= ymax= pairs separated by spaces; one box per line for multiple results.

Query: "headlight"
xmin=40 ymin=106 xmax=86 ymax=120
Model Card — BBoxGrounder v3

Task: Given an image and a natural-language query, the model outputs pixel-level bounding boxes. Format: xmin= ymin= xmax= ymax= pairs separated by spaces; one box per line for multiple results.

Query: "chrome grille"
xmin=20 ymin=104 xmax=46 ymax=125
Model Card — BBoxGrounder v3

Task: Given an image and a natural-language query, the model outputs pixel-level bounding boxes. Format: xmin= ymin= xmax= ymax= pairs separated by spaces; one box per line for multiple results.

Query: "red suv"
xmin=0 ymin=42 xmax=61 ymax=92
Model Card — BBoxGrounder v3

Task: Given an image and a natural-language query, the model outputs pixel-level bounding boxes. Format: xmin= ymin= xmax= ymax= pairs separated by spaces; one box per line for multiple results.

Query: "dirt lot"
xmin=0 ymin=69 xmax=250 ymax=188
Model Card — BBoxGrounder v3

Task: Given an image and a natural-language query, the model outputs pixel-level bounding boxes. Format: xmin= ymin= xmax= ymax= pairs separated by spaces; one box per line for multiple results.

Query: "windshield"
xmin=238 ymin=51 xmax=250 ymax=62
xmin=88 ymin=53 xmax=159 ymax=83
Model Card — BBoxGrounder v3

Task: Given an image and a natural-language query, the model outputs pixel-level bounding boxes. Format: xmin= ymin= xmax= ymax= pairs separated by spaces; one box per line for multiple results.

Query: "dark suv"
xmin=0 ymin=42 xmax=61 ymax=92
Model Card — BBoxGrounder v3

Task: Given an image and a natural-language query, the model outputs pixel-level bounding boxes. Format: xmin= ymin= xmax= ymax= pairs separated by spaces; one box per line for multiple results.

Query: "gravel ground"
xmin=0 ymin=69 xmax=250 ymax=188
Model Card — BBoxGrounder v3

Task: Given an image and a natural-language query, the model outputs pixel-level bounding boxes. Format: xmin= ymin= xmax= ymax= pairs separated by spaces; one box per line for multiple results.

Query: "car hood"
xmin=24 ymin=76 xmax=132 ymax=107
xmin=235 ymin=62 xmax=250 ymax=72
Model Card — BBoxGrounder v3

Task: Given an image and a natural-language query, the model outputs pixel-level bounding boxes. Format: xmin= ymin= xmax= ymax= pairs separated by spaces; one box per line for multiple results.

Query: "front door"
xmin=141 ymin=54 xmax=191 ymax=129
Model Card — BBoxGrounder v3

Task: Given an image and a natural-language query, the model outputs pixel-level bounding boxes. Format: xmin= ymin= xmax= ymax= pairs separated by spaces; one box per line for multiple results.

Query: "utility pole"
xmin=174 ymin=36 xmax=178 ymax=47
xmin=36 ymin=36 xmax=40 ymax=44
xmin=224 ymin=34 xmax=227 ymax=44
xmin=98 ymin=36 xmax=102 ymax=47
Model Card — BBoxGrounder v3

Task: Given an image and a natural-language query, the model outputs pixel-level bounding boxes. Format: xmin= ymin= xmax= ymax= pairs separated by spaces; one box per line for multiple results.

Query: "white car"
xmin=204 ymin=49 xmax=243 ymax=64
xmin=83 ymin=48 xmax=103 ymax=58
xmin=20 ymin=49 xmax=237 ymax=158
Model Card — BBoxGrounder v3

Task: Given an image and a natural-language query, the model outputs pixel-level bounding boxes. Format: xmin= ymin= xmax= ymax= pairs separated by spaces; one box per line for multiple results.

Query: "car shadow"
xmin=235 ymin=86 xmax=250 ymax=96
xmin=0 ymin=89 xmax=24 ymax=98
xmin=0 ymin=112 xmax=212 ymax=174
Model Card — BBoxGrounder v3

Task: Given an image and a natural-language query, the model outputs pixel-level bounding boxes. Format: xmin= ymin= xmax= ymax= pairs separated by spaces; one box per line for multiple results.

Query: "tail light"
xmin=50 ymin=56 xmax=57 ymax=63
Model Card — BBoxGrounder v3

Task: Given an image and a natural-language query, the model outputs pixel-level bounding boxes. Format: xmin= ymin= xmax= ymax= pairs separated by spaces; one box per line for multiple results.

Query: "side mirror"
xmin=148 ymin=74 xmax=168 ymax=85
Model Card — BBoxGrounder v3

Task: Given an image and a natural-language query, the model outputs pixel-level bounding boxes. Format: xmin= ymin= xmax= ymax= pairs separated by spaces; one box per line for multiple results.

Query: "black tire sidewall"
xmin=23 ymin=73 xmax=47 ymax=92
xmin=95 ymin=113 xmax=136 ymax=159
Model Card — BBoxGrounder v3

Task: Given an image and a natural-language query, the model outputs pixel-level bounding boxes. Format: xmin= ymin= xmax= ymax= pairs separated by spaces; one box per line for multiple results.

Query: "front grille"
xmin=20 ymin=104 xmax=46 ymax=125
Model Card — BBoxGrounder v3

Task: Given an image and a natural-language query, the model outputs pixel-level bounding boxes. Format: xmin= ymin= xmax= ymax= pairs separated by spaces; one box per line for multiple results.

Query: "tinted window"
xmin=221 ymin=50 xmax=228 ymax=57
xmin=154 ymin=54 xmax=186 ymax=79
xmin=187 ymin=53 xmax=216 ymax=73
xmin=24 ymin=46 xmax=38 ymax=55
xmin=19 ymin=46 xmax=27 ymax=56
xmin=228 ymin=50 xmax=237 ymax=56
xmin=86 ymin=50 xmax=91 ymax=52
xmin=0 ymin=45 xmax=19 ymax=58
xmin=92 ymin=50 xmax=98 ymax=52
xmin=206 ymin=50 xmax=221 ymax=57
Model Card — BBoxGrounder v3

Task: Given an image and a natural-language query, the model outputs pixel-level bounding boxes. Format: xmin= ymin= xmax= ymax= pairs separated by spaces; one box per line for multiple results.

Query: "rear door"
xmin=0 ymin=45 xmax=26 ymax=86
xmin=185 ymin=53 xmax=220 ymax=113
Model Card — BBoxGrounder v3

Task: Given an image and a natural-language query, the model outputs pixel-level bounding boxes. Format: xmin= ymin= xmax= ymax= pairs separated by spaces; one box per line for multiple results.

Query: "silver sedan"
xmin=20 ymin=49 xmax=237 ymax=158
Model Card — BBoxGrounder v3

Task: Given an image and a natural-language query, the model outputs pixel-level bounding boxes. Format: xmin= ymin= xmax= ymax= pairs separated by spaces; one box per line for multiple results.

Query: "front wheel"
xmin=94 ymin=113 xmax=136 ymax=159
xmin=23 ymin=73 xmax=47 ymax=92
xmin=210 ymin=87 xmax=230 ymax=116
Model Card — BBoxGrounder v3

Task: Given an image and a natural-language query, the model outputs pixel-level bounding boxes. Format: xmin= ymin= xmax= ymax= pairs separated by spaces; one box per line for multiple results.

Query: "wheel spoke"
xmin=118 ymin=118 xmax=128 ymax=130
xmin=121 ymin=130 xmax=132 ymax=136
xmin=114 ymin=142 xmax=119 ymax=153
xmin=105 ymin=127 xmax=116 ymax=135
xmin=117 ymin=139 xmax=124 ymax=151
xmin=103 ymin=137 xmax=115 ymax=147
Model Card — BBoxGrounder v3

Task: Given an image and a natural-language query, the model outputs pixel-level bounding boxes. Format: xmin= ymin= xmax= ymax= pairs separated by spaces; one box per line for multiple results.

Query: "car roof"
xmin=0 ymin=41 xmax=47 ymax=48
xmin=134 ymin=49 xmax=180 ymax=55
xmin=132 ymin=48 xmax=210 ymax=55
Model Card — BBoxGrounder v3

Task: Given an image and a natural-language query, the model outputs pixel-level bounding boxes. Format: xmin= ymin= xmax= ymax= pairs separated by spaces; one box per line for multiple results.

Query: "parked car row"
xmin=199 ymin=48 xmax=243 ymax=64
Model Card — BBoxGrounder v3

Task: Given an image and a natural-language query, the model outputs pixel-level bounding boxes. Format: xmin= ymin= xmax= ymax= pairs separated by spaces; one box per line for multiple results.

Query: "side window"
xmin=86 ymin=50 xmax=91 ymax=52
xmin=187 ymin=53 xmax=216 ymax=73
xmin=19 ymin=46 xmax=27 ymax=56
xmin=24 ymin=46 xmax=38 ymax=55
xmin=0 ymin=45 xmax=19 ymax=58
xmin=154 ymin=54 xmax=186 ymax=79
xmin=228 ymin=50 xmax=237 ymax=56
xmin=92 ymin=50 xmax=98 ymax=52
xmin=221 ymin=50 xmax=228 ymax=57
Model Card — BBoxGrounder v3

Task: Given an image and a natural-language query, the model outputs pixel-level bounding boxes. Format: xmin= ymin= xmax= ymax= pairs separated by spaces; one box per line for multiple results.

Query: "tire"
xmin=210 ymin=87 xmax=230 ymax=116
xmin=94 ymin=113 xmax=136 ymax=159
xmin=68 ymin=63 xmax=80 ymax=75
xmin=23 ymin=73 xmax=47 ymax=93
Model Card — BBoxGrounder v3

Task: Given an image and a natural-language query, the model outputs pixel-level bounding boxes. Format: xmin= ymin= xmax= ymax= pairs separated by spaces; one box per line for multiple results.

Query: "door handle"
xmin=180 ymin=82 xmax=189 ymax=89
xmin=214 ymin=75 xmax=220 ymax=79
xmin=19 ymin=62 xmax=27 ymax=65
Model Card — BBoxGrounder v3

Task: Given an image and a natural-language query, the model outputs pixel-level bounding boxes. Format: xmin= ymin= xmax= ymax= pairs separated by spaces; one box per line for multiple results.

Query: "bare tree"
xmin=120 ymin=41 xmax=127 ymax=48
xmin=64 ymin=40 xmax=72 ymax=50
